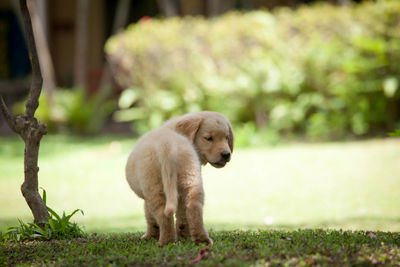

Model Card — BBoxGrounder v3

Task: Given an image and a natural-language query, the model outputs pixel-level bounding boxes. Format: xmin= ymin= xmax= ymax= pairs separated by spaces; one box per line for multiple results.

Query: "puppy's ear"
xmin=228 ymin=122 xmax=234 ymax=153
xmin=175 ymin=115 xmax=203 ymax=142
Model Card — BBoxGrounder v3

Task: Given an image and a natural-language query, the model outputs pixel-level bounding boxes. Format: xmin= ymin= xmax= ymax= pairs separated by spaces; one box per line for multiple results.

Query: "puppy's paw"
xmin=157 ymin=237 xmax=175 ymax=247
xmin=157 ymin=240 xmax=167 ymax=247
xmin=192 ymin=235 xmax=213 ymax=246
xmin=141 ymin=233 xmax=152 ymax=240
xmin=141 ymin=232 xmax=158 ymax=240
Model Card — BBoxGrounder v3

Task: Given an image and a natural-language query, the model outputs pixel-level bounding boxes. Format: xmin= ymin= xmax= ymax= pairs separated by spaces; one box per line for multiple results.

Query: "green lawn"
xmin=2 ymin=230 xmax=400 ymax=266
xmin=1 ymin=135 xmax=400 ymax=233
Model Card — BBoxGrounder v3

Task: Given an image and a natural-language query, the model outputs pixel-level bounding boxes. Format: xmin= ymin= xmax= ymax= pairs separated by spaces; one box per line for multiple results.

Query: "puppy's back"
xmin=125 ymin=127 xmax=199 ymax=207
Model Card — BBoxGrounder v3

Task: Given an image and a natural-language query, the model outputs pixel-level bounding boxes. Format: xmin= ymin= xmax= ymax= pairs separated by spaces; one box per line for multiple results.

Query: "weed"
xmin=1 ymin=189 xmax=84 ymax=242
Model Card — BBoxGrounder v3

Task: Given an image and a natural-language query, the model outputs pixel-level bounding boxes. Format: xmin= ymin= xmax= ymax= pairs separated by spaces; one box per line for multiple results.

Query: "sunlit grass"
xmin=1 ymin=135 xmax=399 ymax=233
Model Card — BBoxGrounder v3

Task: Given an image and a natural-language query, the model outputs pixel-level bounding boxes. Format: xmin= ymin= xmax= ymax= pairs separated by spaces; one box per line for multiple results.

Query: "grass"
xmin=0 ymin=136 xmax=400 ymax=232
xmin=1 ymin=134 xmax=400 ymax=232
xmin=1 ymin=134 xmax=400 ymax=265
xmin=2 ymin=230 xmax=400 ymax=266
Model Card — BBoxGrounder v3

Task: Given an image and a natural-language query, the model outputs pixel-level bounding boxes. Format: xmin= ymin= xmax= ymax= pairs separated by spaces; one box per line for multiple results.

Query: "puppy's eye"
xmin=205 ymin=136 xmax=213 ymax=142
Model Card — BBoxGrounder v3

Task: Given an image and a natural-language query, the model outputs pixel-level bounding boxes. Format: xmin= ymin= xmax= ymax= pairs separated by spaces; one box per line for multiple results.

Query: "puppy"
xmin=125 ymin=111 xmax=234 ymax=246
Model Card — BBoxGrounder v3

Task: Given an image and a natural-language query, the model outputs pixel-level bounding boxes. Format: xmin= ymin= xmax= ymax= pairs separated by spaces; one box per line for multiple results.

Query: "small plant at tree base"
xmin=2 ymin=189 xmax=85 ymax=242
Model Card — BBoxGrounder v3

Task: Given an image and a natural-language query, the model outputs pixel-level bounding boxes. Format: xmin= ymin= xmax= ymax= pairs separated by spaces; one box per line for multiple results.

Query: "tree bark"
xmin=10 ymin=0 xmax=56 ymax=102
xmin=74 ymin=0 xmax=90 ymax=89
xmin=157 ymin=0 xmax=179 ymax=17
xmin=0 ymin=0 xmax=50 ymax=224
xmin=29 ymin=0 xmax=57 ymax=102
xmin=206 ymin=0 xmax=220 ymax=17
xmin=99 ymin=0 xmax=131 ymax=91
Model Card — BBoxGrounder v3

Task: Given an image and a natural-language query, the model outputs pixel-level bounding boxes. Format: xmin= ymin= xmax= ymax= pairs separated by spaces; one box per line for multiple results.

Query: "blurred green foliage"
xmin=106 ymin=1 xmax=400 ymax=140
xmin=13 ymin=88 xmax=115 ymax=134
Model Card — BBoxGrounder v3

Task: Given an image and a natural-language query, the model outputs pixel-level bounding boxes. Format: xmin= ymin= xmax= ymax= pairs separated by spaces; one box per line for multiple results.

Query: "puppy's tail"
xmin=161 ymin=154 xmax=178 ymax=217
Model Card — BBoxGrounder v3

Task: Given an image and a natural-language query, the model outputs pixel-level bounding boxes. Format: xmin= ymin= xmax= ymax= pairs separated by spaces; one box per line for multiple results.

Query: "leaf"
xmin=32 ymin=233 xmax=43 ymax=239
xmin=48 ymin=219 xmax=56 ymax=232
xmin=31 ymin=223 xmax=45 ymax=235
xmin=383 ymin=77 xmax=398 ymax=98
xmin=189 ymin=248 xmax=209 ymax=263
xmin=64 ymin=209 xmax=83 ymax=223
xmin=40 ymin=187 xmax=47 ymax=205
xmin=389 ymin=130 xmax=400 ymax=137
xmin=118 ymin=88 xmax=141 ymax=109
xmin=113 ymin=107 xmax=146 ymax=122
xmin=46 ymin=206 xmax=61 ymax=221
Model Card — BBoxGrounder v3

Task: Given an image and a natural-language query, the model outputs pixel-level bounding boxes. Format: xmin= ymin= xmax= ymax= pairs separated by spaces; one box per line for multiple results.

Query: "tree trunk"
xmin=206 ymin=0 xmax=220 ymax=17
xmin=21 ymin=120 xmax=48 ymax=223
xmin=74 ymin=0 xmax=90 ymax=89
xmin=99 ymin=0 xmax=131 ymax=91
xmin=157 ymin=0 xmax=179 ymax=17
xmin=206 ymin=0 xmax=235 ymax=17
xmin=0 ymin=0 xmax=50 ymax=224
xmin=337 ymin=0 xmax=350 ymax=5
xmin=29 ymin=0 xmax=57 ymax=102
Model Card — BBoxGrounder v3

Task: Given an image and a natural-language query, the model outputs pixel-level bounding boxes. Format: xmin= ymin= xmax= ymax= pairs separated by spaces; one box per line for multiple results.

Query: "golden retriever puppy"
xmin=125 ymin=111 xmax=234 ymax=246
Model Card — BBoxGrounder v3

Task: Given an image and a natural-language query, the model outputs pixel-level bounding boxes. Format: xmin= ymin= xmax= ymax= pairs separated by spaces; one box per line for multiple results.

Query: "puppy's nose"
xmin=221 ymin=151 xmax=231 ymax=161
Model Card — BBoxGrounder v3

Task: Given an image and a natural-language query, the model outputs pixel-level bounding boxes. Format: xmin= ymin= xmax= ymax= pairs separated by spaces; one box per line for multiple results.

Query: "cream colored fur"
xmin=125 ymin=111 xmax=234 ymax=246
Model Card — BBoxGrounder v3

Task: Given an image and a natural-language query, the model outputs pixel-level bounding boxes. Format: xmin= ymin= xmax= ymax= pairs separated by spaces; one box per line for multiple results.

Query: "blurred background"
xmin=0 ymin=0 xmax=399 ymax=233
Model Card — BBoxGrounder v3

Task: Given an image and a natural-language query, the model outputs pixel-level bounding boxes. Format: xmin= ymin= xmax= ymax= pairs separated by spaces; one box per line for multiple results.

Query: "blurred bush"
xmin=106 ymin=1 xmax=400 ymax=140
xmin=13 ymin=88 xmax=115 ymax=135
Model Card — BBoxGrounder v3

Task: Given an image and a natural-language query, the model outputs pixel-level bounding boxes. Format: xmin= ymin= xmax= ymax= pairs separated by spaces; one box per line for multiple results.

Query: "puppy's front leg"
xmin=185 ymin=188 xmax=213 ymax=245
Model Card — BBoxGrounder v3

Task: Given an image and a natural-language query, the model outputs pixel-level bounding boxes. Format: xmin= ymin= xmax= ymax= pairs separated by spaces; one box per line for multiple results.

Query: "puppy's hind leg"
xmin=176 ymin=196 xmax=190 ymax=239
xmin=147 ymin=196 xmax=176 ymax=246
xmin=141 ymin=202 xmax=159 ymax=240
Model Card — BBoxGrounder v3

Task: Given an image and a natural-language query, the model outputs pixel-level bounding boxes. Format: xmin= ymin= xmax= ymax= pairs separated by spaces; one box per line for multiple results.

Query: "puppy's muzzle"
xmin=211 ymin=151 xmax=231 ymax=168
xmin=220 ymin=151 xmax=231 ymax=162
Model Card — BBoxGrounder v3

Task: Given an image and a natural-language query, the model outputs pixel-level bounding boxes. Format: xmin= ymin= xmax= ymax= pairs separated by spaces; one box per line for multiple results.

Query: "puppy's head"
xmin=175 ymin=112 xmax=234 ymax=168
